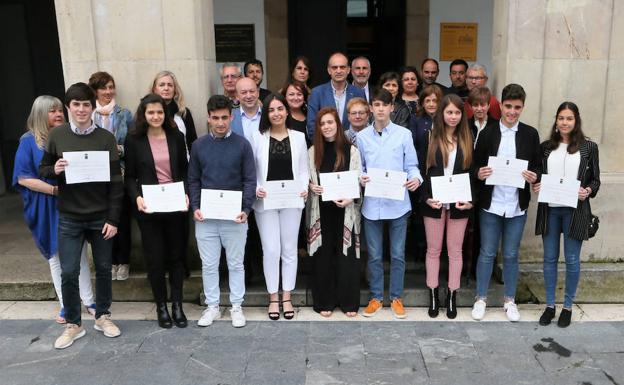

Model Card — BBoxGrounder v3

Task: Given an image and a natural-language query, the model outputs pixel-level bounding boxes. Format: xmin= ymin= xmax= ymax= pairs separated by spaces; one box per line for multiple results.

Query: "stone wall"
xmin=54 ymin=0 xmax=217 ymax=136
xmin=492 ymin=0 xmax=624 ymax=262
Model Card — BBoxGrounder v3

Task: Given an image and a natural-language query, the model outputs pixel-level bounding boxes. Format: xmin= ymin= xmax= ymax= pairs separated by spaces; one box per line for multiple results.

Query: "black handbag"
xmin=588 ymin=214 xmax=599 ymax=238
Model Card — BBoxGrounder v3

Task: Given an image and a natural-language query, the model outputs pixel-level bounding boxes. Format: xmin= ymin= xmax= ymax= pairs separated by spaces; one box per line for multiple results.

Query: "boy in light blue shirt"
xmin=357 ymin=89 xmax=422 ymax=319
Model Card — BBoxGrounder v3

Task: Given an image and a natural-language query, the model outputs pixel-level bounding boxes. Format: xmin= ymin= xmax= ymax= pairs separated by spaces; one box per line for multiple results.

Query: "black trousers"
xmin=312 ymin=203 xmax=360 ymax=313
xmin=137 ymin=212 xmax=186 ymax=302
xmin=112 ymin=192 xmax=132 ymax=265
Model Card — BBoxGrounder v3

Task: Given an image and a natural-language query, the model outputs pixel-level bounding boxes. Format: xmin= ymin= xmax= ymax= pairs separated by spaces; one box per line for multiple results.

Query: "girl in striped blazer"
xmin=532 ymin=102 xmax=600 ymax=328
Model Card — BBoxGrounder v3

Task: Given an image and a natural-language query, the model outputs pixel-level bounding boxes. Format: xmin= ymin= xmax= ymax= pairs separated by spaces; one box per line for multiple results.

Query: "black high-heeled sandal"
xmin=282 ymin=299 xmax=295 ymax=320
xmin=268 ymin=300 xmax=280 ymax=320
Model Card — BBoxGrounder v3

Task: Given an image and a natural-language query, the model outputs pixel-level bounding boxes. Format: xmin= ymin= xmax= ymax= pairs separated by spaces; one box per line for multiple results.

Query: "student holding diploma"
xmin=533 ymin=102 xmax=600 ymax=327
xmin=357 ymin=89 xmax=422 ymax=319
xmin=418 ymin=94 xmax=475 ymax=319
xmin=307 ymin=107 xmax=362 ymax=318
xmin=252 ymin=93 xmax=309 ymax=320
xmin=188 ymin=95 xmax=256 ymax=328
xmin=39 ymin=83 xmax=123 ymax=349
xmin=124 ymin=94 xmax=189 ymax=329
xmin=471 ymin=84 xmax=541 ymax=322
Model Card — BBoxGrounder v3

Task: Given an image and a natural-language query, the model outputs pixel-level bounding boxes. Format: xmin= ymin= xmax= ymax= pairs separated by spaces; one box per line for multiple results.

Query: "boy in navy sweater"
xmin=188 ymin=95 xmax=256 ymax=328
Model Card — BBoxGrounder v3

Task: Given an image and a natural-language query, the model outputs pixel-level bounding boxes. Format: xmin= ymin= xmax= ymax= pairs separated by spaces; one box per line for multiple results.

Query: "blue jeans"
xmin=364 ymin=212 xmax=409 ymax=301
xmin=195 ymin=219 xmax=248 ymax=307
xmin=475 ymin=210 xmax=527 ymax=300
xmin=58 ymin=215 xmax=113 ymax=325
xmin=543 ymin=207 xmax=582 ymax=309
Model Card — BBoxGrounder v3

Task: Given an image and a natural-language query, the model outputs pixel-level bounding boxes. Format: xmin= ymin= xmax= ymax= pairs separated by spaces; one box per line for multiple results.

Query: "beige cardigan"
xmin=306 ymin=145 xmax=362 ymax=258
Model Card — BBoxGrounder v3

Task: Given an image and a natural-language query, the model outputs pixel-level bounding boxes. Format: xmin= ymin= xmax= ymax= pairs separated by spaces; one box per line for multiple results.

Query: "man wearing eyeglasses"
xmin=220 ymin=63 xmax=242 ymax=109
xmin=307 ymin=52 xmax=366 ymax=139
xmin=464 ymin=64 xmax=501 ymax=120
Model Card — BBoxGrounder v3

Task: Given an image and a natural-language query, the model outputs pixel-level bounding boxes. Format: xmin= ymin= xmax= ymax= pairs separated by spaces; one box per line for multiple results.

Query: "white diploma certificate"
xmin=263 ymin=180 xmax=304 ymax=210
xmin=364 ymin=168 xmax=407 ymax=201
xmin=485 ymin=156 xmax=528 ymax=189
xmin=200 ymin=189 xmax=242 ymax=220
xmin=319 ymin=170 xmax=360 ymax=202
xmin=430 ymin=173 xmax=472 ymax=204
xmin=142 ymin=182 xmax=186 ymax=212
xmin=538 ymin=174 xmax=581 ymax=208
xmin=63 ymin=151 xmax=110 ymax=184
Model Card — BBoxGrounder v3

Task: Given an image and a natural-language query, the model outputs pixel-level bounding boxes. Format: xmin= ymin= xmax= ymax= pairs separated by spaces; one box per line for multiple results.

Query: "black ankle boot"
xmin=539 ymin=306 xmax=556 ymax=326
xmin=156 ymin=302 xmax=172 ymax=329
xmin=172 ymin=302 xmax=188 ymax=328
xmin=446 ymin=289 xmax=457 ymax=319
xmin=428 ymin=287 xmax=440 ymax=318
xmin=557 ymin=308 xmax=572 ymax=328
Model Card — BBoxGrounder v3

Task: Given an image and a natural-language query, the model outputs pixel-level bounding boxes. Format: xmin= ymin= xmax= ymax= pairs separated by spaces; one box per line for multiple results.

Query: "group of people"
xmin=12 ymin=52 xmax=600 ymax=351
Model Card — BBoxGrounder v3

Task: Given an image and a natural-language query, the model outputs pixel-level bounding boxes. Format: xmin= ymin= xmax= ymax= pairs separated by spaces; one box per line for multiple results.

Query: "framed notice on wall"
xmin=214 ymin=24 xmax=255 ymax=62
xmin=439 ymin=23 xmax=478 ymax=61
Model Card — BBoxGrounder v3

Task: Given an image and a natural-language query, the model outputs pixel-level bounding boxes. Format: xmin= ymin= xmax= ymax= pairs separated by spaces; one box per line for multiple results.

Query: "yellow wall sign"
xmin=440 ymin=23 xmax=478 ymax=61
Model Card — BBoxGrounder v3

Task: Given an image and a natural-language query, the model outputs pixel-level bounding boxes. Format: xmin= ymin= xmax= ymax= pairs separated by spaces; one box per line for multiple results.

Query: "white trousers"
xmin=255 ymin=208 xmax=302 ymax=294
xmin=48 ymin=242 xmax=94 ymax=307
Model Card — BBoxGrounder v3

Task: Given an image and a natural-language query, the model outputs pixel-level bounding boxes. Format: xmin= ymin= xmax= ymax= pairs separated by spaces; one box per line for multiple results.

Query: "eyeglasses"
xmin=349 ymin=111 xmax=368 ymax=116
xmin=467 ymin=76 xmax=486 ymax=81
xmin=221 ymin=74 xmax=241 ymax=80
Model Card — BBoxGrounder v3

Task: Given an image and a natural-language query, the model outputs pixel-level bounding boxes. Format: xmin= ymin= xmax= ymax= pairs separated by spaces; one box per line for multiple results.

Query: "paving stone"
xmin=187 ymin=349 xmax=249 ymax=375
xmin=527 ymin=322 xmax=624 ymax=354
xmin=305 ymin=370 xmax=369 ymax=385
xmin=588 ymin=353 xmax=624 ymax=385
xmin=106 ymin=352 xmax=190 ymax=385
xmin=364 ymin=352 xmax=426 ymax=373
xmin=365 ymin=369 xmax=429 ymax=385
xmin=361 ymin=322 xmax=419 ymax=354
xmin=305 ymin=345 xmax=366 ymax=372
xmin=181 ymin=356 xmax=245 ymax=385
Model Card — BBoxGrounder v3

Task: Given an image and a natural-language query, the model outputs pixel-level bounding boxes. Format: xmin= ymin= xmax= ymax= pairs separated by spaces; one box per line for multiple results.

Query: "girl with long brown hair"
xmin=307 ymin=107 xmax=362 ymax=317
xmin=419 ymin=94 xmax=475 ymax=319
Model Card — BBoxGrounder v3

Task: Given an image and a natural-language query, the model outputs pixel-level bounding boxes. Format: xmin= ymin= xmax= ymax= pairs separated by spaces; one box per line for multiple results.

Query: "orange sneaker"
xmin=362 ymin=299 xmax=382 ymax=317
xmin=391 ymin=298 xmax=407 ymax=319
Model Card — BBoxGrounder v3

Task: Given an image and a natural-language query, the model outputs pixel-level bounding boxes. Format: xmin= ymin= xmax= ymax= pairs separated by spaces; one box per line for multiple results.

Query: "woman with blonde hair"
xmin=150 ymin=70 xmax=197 ymax=156
xmin=12 ymin=95 xmax=95 ymax=324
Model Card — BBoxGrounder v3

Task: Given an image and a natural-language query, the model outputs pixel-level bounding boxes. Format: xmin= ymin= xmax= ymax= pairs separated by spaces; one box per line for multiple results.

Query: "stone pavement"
xmin=1 ymin=302 xmax=624 ymax=385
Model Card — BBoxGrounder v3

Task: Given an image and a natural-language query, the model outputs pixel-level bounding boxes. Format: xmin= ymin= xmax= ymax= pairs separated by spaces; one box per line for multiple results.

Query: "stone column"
xmin=491 ymin=0 xmax=624 ymax=261
xmin=54 ymin=0 xmax=217 ymax=136
xmin=405 ymin=0 xmax=429 ymax=67
xmin=264 ymin=0 xmax=289 ymax=91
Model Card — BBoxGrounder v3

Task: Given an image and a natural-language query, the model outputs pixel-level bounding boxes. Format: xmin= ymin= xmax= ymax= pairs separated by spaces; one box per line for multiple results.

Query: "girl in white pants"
xmin=49 ymin=243 xmax=95 ymax=323
xmin=251 ymin=94 xmax=309 ymax=320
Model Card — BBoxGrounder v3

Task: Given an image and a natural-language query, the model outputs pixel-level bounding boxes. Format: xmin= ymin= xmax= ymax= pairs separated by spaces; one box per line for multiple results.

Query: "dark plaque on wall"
xmin=214 ymin=24 xmax=255 ymax=62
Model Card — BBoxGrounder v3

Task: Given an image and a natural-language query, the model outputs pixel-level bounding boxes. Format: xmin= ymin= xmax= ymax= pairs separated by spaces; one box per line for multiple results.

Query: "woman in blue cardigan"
xmin=13 ymin=95 xmax=95 ymax=324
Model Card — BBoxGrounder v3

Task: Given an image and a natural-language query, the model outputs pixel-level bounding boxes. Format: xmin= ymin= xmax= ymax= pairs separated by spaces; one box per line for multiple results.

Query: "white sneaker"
xmin=116 ymin=264 xmax=129 ymax=281
xmin=197 ymin=306 xmax=221 ymax=327
xmin=111 ymin=265 xmax=118 ymax=281
xmin=471 ymin=299 xmax=487 ymax=321
xmin=504 ymin=301 xmax=521 ymax=322
xmin=230 ymin=306 xmax=246 ymax=328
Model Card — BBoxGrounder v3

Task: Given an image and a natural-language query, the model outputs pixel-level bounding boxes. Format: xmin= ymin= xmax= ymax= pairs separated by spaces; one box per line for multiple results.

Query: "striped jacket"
xmin=535 ymin=139 xmax=601 ymax=241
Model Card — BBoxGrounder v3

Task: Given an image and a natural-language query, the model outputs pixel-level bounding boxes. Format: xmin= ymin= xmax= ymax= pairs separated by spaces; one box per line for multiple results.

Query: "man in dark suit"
xmin=243 ymin=59 xmax=271 ymax=103
xmin=351 ymin=56 xmax=372 ymax=102
xmin=307 ymin=52 xmax=367 ymax=138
